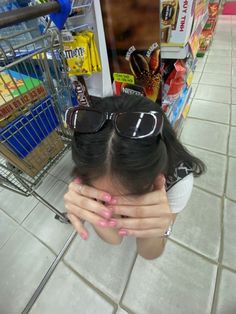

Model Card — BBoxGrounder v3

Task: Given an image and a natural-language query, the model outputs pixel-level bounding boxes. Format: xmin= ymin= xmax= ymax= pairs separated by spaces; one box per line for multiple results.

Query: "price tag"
xmin=113 ymin=73 xmax=135 ymax=84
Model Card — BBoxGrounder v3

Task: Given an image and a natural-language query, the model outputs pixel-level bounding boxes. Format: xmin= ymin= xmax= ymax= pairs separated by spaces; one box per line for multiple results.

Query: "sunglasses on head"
xmin=65 ymin=107 xmax=164 ymax=139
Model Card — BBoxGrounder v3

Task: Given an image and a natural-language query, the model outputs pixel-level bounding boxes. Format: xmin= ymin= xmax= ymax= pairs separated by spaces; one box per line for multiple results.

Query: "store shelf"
xmin=162 ymin=9 xmax=209 ymax=59
xmin=166 ymin=85 xmax=192 ymax=127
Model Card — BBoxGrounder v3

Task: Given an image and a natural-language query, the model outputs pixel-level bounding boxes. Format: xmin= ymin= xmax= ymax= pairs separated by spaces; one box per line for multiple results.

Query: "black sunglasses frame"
xmin=65 ymin=107 xmax=164 ymax=139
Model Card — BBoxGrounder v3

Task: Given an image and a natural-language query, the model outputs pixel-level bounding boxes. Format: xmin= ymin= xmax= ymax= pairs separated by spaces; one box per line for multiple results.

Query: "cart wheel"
xmin=54 ymin=212 xmax=70 ymax=224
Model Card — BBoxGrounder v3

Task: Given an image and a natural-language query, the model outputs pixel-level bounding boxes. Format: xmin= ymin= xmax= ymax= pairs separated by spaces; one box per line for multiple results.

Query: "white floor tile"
xmin=208 ymin=49 xmax=231 ymax=57
xmin=229 ymin=127 xmax=236 ymax=157
xmin=30 ymin=263 xmax=115 ymax=314
xmin=0 ymin=209 xmax=18 ymax=248
xmin=64 ymin=223 xmax=136 ymax=301
xmin=204 ymin=63 xmax=232 ymax=75
xmin=232 ymin=50 xmax=236 ymax=58
xmin=232 ymin=66 xmax=236 ymax=76
xmin=223 ymin=199 xmax=236 ymax=270
xmin=232 ymin=88 xmax=236 ymax=104
xmin=191 ymin=83 xmax=198 ymax=97
xmin=181 ymin=118 xmax=229 ymax=154
xmin=232 ymin=78 xmax=236 ymax=88
xmin=192 ymin=71 xmax=202 ymax=84
xmin=232 ymin=106 xmax=236 ymax=125
xmin=186 ymin=146 xmax=227 ymax=196
xmin=172 ymin=187 xmax=221 ymax=260
xmin=49 ymin=150 xmax=75 ymax=184
xmin=22 ymin=202 xmax=73 ymax=254
xmin=43 ymin=180 xmax=68 ymax=212
xmin=188 ymin=99 xmax=230 ymax=124
xmin=195 ymin=84 xmax=231 ymax=104
xmin=0 ymin=189 xmax=39 ymax=223
xmin=215 ymin=269 xmax=236 ymax=314
xmin=226 ymin=157 xmax=236 ymax=201
xmin=206 ymin=55 xmax=231 ymax=65
xmin=0 ymin=227 xmax=55 ymax=314
xmin=200 ymin=72 xmax=231 ymax=87
xmin=122 ymin=241 xmax=217 ymax=314
xmin=35 ymin=174 xmax=58 ymax=197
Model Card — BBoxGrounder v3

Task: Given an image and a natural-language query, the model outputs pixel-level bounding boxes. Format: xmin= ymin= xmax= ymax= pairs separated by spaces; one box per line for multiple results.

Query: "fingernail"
xmin=108 ymin=219 xmax=117 ymax=227
xmin=103 ymin=194 xmax=111 ymax=202
xmin=109 ymin=198 xmax=117 ymax=205
xmin=81 ymin=232 xmax=88 ymax=240
xmin=74 ymin=177 xmax=81 ymax=184
xmin=102 ymin=210 xmax=112 ymax=219
xmin=98 ymin=220 xmax=108 ymax=227
xmin=119 ymin=229 xmax=128 ymax=236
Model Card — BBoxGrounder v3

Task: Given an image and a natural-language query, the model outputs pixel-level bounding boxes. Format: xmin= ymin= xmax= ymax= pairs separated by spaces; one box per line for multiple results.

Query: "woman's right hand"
xmin=64 ymin=178 xmax=114 ymax=240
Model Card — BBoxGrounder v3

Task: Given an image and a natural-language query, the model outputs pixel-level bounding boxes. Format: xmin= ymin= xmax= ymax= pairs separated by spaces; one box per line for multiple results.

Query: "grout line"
xmin=119 ymin=253 xmax=138 ymax=310
xmin=186 ymin=115 xmax=230 ymax=126
xmin=182 ymin=142 xmax=228 ymax=157
xmin=21 ymin=231 xmax=77 ymax=314
xmin=192 ymin=185 xmax=224 ymax=199
xmin=210 ymin=28 xmax=233 ymax=314
xmin=62 ymin=259 xmax=119 ymax=308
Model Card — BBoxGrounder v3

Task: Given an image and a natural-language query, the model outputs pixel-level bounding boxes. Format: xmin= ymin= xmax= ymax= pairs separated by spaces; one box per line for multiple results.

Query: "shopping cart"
xmin=0 ymin=6 xmax=75 ymax=223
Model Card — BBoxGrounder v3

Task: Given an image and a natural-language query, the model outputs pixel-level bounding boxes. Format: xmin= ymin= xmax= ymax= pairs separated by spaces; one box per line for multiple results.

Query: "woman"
xmin=64 ymin=94 xmax=205 ymax=260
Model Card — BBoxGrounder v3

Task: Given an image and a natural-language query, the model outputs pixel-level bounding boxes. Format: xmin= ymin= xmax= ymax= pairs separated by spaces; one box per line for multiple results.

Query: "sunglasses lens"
xmin=116 ymin=113 xmax=156 ymax=138
xmin=75 ymin=110 xmax=104 ymax=133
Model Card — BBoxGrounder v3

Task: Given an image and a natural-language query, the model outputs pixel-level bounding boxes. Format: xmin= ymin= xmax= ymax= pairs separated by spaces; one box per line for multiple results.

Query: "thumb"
xmin=153 ymin=175 xmax=166 ymax=191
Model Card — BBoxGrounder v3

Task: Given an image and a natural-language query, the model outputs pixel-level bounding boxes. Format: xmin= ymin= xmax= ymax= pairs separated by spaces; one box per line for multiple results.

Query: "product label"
xmin=113 ymin=73 xmax=135 ymax=84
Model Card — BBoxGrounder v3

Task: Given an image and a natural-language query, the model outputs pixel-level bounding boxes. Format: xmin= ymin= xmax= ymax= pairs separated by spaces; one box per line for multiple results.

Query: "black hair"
xmin=72 ymin=94 xmax=205 ymax=195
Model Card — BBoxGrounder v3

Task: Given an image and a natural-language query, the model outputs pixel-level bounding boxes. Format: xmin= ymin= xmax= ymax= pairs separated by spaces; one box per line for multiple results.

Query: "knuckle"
xmin=134 ymin=207 xmax=141 ymax=217
xmin=79 ymin=198 xmax=87 ymax=208
xmin=68 ymin=182 xmax=74 ymax=190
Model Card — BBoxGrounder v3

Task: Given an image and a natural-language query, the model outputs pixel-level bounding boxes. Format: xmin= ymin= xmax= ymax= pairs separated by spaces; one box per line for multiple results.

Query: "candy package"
xmin=63 ymin=30 xmax=101 ymax=77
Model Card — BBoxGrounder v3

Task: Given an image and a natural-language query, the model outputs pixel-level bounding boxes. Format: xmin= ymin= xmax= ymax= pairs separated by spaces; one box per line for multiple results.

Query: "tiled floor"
xmin=1 ymin=15 xmax=236 ymax=314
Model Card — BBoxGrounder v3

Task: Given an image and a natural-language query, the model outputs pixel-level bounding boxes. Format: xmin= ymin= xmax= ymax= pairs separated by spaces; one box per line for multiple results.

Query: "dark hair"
xmin=72 ymin=94 xmax=205 ymax=194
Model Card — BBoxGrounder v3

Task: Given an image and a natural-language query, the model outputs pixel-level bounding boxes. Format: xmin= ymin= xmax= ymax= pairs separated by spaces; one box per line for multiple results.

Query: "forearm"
xmin=136 ymin=236 xmax=167 ymax=260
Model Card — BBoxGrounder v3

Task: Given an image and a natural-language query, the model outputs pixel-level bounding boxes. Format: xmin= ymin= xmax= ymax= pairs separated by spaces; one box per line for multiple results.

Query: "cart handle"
xmin=0 ymin=2 xmax=61 ymax=29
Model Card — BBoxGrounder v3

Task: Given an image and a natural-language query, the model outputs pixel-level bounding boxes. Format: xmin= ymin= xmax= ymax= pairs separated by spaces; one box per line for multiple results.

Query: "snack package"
xmin=70 ymin=76 xmax=91 ymax=107
xmin=165 ymin=60 xmax=186 ymax=99
xmin=82 ymin=30 xmax=102 ymax=72
xmin=63 ymin=34 xmax=92 ymax=76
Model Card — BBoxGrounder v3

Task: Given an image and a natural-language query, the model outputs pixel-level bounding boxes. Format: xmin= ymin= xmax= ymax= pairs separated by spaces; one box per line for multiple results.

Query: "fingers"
xmin=109 ymin=204 xmax=171 ymax=218
xmin=65 ymin=203 xmax=110 ymax=228
xmin=110 ymin=217 xmax=170 ymax=230
xmin=64 ymin=190 xmax=112 ymax=219
xmin=118 ymin=228 xmax=165 ymax=238
xmin=67 ymin=213 xmax=89 ymax=240
xmin=113 ymin=188 xmax=167 ymax=206
xmin=70 ymin=181 xmax=113 ymax=203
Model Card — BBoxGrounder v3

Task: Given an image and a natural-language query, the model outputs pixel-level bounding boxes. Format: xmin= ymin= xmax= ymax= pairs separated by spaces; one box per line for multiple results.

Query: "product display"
xmin=198 ymin=2 xmax=220 ymax=56
xmin=100 ymin=0 xmax=162 ymax=102
xmin=0 ymin=70 xmax=47 ymax=126
xmin=161 ymin=0 xmax=194 ymax=47
xmin=63 ymin=30 xmax=101 ymax=76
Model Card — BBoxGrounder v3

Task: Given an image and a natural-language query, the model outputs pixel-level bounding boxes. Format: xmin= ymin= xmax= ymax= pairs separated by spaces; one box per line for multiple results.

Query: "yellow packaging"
xmin=63 ymin=35 xmax=92 ymax=76
xmin=81 ymin=32 xmax=97 ymax=72
xmin=82 ymin=30 xmax=101 ymax=72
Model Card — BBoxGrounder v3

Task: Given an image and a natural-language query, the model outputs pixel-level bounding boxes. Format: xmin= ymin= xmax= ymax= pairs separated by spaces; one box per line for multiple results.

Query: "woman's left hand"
xmin=107 ymin=176 xmax=175 ymax=238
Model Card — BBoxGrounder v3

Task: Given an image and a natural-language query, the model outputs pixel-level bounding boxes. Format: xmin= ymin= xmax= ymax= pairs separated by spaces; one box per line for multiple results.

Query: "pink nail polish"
xmin=109 ymin=198 xmax=117 ymax=205
xmin=99 ymin=220 xmax=108 ymax=227
xmin=108 ymin=219 xmax=117 ymax=227
xmin=119 ymin=230 xmax=128 ymax=236
xmin=102 ymin=210 xmax=112 ymax=219
xmin=74 ymin=177 xmax=81 ymax=184
xmin=81 ymin=232 xmax=88 ymax=240
xmin=103 ymin=194 xmax=111 ymax=202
